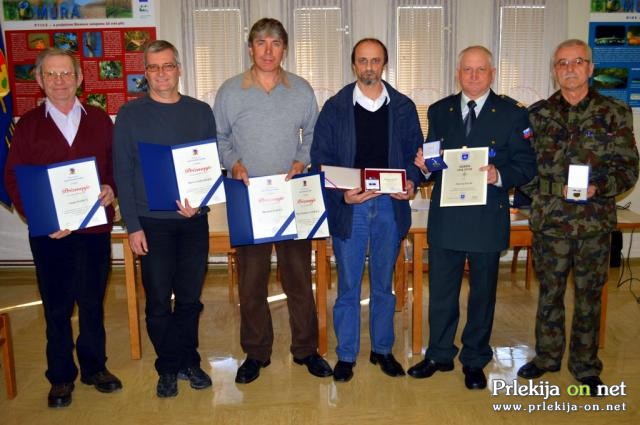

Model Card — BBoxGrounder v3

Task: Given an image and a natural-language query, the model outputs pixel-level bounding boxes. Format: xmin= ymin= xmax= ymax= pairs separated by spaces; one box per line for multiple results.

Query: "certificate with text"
xmin=138 ymin=139 xmax=224 ymax=211
xmin=14 ymin=157 xmax=107 ymax=236
xmin=440 ymin=147 xmax=488 ymax=207
xmin=172 ymin=141 xmax=225 ymax=206
xmin=290 ymin=174 xmax=329 ymax=239
xmin=247 ymin=174 xmax=297 ymax=241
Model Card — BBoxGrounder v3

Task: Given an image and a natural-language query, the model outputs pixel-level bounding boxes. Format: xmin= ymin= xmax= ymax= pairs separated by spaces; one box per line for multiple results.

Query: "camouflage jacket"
xmin=521 ymin=89 xmax=639 ymax=238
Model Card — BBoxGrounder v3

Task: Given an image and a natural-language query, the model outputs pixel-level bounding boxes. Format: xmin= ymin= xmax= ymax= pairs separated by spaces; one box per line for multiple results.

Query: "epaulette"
xmin=528 ymin=99 xmax=549 ymax=113
xmin=498 ymin=94 xmax=526 ymax=108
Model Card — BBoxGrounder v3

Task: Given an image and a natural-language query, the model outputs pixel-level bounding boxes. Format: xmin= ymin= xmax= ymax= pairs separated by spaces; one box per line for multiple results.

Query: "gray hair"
xmin=144 ymin=40 xmax=181 ymax=66
xmin=35 ymin=47 xmax=81 ymax=78
xmin=456 ymin=45 xmax=494 ymax=69
xmin=550 ymin=38 xmax=592 ymax=69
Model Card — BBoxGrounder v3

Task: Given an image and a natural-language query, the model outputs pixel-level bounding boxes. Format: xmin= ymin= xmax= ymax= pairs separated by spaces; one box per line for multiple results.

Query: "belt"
xmin=539 ymin=178 xmax=564 ymax=196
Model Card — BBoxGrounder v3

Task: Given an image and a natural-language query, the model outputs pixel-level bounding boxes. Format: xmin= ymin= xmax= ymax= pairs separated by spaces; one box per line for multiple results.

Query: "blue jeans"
xmin=332 ymin=196 xmax=400 ymax=362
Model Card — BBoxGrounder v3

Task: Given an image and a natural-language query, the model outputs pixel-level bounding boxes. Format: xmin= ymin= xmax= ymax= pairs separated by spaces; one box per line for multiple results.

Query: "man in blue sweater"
xmin=310 ymin=38 xmax=423 ymax=382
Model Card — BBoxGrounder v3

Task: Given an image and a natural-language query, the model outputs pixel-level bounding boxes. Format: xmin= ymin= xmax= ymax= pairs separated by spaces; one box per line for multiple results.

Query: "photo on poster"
xmin=83 ymin=32 xmax=103 ymax=57
xmin=593 ymin=67 xmax=628 ymax=89
xmin=594 ymin=25 xmax=626 ymax=45
xmin=87 ymin=93 xmax=106 ymax=111
xmin=106 ymin=0 xmax=133 ymax=18
xmin=28 ymin=33 xmax=50 ymax=50
xmin=127 ymin=74 xmax=147 ymax=93
xmin=53 ymin=32 xmax=78 ymax=52
xmin=99 ymin=60 xmax=122 ymax=80
xmin=628 ymin=25 xmax=640 ymax=45
xmin=14 ymin=64 xmax=35 ymax=81
xmin=124 ymin=30 xmax=150 ymax=52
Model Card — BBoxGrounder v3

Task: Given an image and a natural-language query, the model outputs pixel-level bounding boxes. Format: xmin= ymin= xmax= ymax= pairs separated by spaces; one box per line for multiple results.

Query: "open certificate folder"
xmin=224 ymin=172 xmax=329 ymax=246
xmin=138 ymin=139 xmax=225 ymax=211
xmin=14 ymin=157 xmax=107 ymax=237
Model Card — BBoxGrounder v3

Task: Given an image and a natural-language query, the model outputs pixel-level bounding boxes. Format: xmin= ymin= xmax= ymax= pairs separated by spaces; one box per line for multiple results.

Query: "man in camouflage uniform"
xmin=518 ymin=39 xmax=639 ymax=396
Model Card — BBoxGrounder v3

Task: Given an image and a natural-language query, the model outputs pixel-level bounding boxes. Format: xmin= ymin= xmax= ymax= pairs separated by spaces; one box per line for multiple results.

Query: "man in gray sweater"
xmin=214 ymin=18 xmax=332 ymax=384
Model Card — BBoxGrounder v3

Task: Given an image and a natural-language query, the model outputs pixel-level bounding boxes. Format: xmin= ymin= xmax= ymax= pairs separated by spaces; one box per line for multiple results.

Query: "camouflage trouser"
xmin=531 ymin=232 xmax=610 ymax=379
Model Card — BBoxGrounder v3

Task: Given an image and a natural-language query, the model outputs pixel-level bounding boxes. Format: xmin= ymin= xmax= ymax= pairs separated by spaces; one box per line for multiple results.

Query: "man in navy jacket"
xmin=409 ymin=46 xmax=536 ymax=389
xmin=311 ymin=38 xmax=423 ymax=382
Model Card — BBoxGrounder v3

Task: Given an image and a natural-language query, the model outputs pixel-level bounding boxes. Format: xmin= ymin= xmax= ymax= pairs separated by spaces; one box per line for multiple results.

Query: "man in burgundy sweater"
xmin=4 ymin=48 xmax=122 ymax=408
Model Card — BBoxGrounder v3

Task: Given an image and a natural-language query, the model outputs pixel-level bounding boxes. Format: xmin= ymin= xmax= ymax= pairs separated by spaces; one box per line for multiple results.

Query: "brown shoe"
xmin=81 ymin=369 xmax=123 ymax=393
xmin=48 ymin=382 xmax=74 ymax=408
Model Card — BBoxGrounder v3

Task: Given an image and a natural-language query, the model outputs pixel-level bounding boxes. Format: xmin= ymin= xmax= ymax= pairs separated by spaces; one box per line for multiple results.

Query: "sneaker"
xmin=177 ymin=366 xmax=212 ymax=390
xmin=156 ymin=373 xmax=178 ymax=398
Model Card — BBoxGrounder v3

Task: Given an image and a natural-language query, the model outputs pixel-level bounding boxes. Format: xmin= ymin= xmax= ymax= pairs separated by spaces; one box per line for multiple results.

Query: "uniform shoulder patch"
xmin=498 ymin=94 xmax=526 ymax=108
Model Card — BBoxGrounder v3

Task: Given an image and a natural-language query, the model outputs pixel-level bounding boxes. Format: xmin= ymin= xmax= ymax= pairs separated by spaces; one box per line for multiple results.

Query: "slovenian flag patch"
xmin=522 ymin=127 xmax=533 ymax=139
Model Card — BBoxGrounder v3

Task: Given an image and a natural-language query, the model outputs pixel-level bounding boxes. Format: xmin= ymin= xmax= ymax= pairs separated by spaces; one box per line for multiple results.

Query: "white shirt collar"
xmin=461 ymin=90 xmax=490 ymax=117
xmin=44 ymin=98 xmax=86 ymax=118
xmin=353 ymin=83 xmax=390 ymax=112
xmin=44 ymin=98 xmax=86 ymax=146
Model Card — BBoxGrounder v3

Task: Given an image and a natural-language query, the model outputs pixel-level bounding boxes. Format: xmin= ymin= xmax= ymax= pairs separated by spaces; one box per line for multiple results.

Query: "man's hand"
xmin=343 ymin=187 xmax=381 ymax=204
xmin=391 ymin=180 xmax=415 ymax=200
xmin=49 ymin=229 xmax=71 ymax=239
xmin=176 ymin=198 xmax=199 ymax=218
xmin=480 ymin=164 xmax=499 ymax=185
xmin=285 ymin=160 xmax=306 ymax=181
xmin=129 ymin=230 xmax=148 ymax=256
xmin=232 ymin=160 xmax=250 ymax=186
xmin=98 ymin=184 xmax=115 ymax=206
xmin=414 ymin=148 xmax=428 ymax=173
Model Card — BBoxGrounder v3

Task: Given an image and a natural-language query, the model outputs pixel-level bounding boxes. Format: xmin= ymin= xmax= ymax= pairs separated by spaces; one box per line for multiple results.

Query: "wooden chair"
xmin=0 ymin=313 xmax=17 ymax=399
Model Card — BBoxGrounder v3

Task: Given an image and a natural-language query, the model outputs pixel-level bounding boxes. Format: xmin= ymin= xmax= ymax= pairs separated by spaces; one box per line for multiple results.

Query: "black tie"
xmin=465 ymin=100 xmax=476 ymax=137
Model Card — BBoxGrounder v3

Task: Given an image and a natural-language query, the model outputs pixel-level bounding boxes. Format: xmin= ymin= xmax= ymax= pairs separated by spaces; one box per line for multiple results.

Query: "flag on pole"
xmin=0 ymin=23 xmax=15 ymax=207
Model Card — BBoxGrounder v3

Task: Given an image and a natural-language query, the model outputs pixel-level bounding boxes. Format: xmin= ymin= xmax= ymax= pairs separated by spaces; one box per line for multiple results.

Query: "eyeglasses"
xmin=145 ymin=63 xmax=178 ymax=73
xmin=42 ymin=70 xmax=76 ymax=80
xmin=554 ymin=57 xmax=590 ymax=68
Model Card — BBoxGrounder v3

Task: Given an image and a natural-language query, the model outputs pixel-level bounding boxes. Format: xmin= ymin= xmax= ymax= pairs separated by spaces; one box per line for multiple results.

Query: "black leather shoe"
xmin=81 ymin=369 xmax=123 ymax=393
xmin=407 ymin=358 xmax=454 ymax=379
xmin=178 ymin=366 xmax=212 ymax=389
xmin=235 ymin=358 xmax=271 ymax=384
xmin=48 ymin=382 xmax=74 ymax=408
xmin=293 ymin=354 xmax=333 ymax=377
xmin=370 ymin=352 xmax=405 ymax=377
xmin=333 ymin=361 xmax=355 ymax=382
xmin=156 ymin=373 xmax=178 ymax=398
xmin=517 ymin=361 xmax=560 ymax=379
xmin=463 ymin=366 xmax=487 ymax=390
xmin=579 ymin=376 xmax=605 ymax=397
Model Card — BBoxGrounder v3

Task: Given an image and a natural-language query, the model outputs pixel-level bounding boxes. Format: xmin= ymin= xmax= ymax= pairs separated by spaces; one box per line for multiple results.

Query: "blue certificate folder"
xmin=224 ymin=172 xmax=327 ymax=247
xmin=14 ymin=157 xmax=103 ymax=237
xmin=138 ymin=139 xmax=223 ymax=211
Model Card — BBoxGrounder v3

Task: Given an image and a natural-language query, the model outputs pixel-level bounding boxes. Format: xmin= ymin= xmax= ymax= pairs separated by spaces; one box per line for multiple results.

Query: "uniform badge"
xmin=522 ymin=127 xmax=533 ymax=139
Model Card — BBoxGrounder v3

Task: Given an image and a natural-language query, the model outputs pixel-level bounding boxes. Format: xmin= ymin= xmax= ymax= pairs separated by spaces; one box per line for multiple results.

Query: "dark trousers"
xmin=426 ymin=246 xmax=500 ymax=369
xmin=29 ymin=232 xmax=111 ymax=385
xmin=139 ymin=215 xmax=209 ymax=374
xmin=236 ymin=239 xmax=318 ymax=362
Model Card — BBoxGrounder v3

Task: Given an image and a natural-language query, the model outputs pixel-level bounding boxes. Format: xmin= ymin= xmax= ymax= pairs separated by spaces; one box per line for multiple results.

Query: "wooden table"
xmin=112 ymin=204 xmax=332 ymax=360
xmin=408 ymin=208 xmax=640 ymax=354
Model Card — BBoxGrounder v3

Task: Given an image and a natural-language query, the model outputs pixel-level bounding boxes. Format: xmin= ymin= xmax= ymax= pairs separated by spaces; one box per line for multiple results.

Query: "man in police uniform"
xmin=517 ymin=39 xmax=639 ymax=396
xmin=409 ymin=46 xmax=536 ymax=390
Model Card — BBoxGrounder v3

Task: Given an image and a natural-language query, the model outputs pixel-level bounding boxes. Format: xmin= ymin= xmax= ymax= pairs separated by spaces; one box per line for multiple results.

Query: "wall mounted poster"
xmin=588 ymin=0 xmax=640 ymax=109
xmin=1 ymin=0 xmax=156 ymax=116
